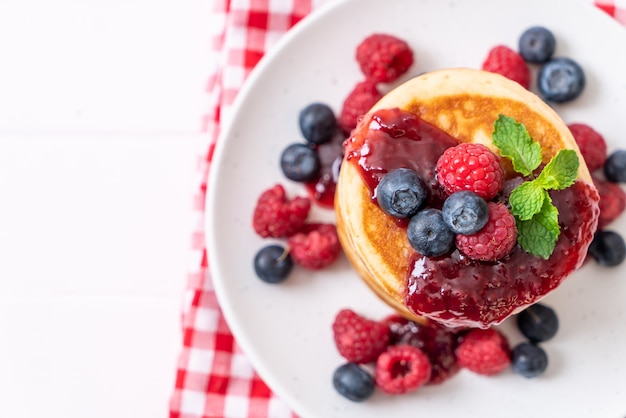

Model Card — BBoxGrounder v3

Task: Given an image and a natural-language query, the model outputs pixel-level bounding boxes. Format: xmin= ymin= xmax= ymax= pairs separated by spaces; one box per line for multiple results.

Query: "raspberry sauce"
xmin=345 ymin=107 xmax=599 ymax=328
xmin=305 ymin=133 xmax=344 ymax=208
xmin=385 ymin=315 xmax=461 ymax=384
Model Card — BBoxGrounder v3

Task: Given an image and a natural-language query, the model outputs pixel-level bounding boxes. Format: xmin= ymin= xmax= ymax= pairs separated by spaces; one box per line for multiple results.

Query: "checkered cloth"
xmin=169 ymin=1 xmax=626 ymax=417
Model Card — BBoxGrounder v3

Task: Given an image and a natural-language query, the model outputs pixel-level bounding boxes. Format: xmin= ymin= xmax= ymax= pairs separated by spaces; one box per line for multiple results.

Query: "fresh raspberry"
xmin=338 ymin=80 xmax=383 ymax=135
xmin=252 ymin=184 xmax=311 ymax=238
xmin=455 ymin=328 xmax=511 ymax=376
xmin=594 ymin=177 xmax=626 ymax=229
xmin=287 ymin=223 xmax=341 ymax=269
xmin=332 ymin=309 xmax=390 ymax=364
xmin=568 ymin=123 xmax=608 ymax=171
xmin=436 ymin=143 xmax=504 ymax=200
xmin=375 ymin=345 xmax=432 ymax=394
xmin=356 ymin=34 xmax=414 ymax=83
xmin=456 ymin=202 xmax=517 ymax=261
xmin=482 ymin=45 xmax=531 ymax=89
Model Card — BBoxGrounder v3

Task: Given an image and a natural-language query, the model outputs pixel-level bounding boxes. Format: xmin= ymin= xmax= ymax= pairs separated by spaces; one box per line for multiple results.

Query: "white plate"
xmin=206 ymin=0 xmax=626 ymax=417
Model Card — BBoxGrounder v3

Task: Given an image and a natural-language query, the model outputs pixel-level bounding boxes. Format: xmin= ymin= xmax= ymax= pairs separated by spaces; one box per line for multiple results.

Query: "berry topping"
xmin=436 ymin=143 xmax=504 ymax=200
xmin=588 ymin=230 xmax=626 ymax=267
xmin=538 ymin=57 xmax=585 ymax=103
xmin=518 ymin=26 xmax=556 ymax=64
xmin=511 ymin=342 xmax=548 ymax=378
xmin=407 ymin=208 xmax=455 ymax=257
xmin=376 ymin=168 xmax=428 ymax=218
xmin=384 ymin=315 xmax=460 ymax=384
xmin=455 ymin=202 xmax=517 ymax=261
xmin=375 ymin=345 xmax=431 ymax=394
xmin=604 ymin=149 xmax=626 ymax=183
xmin=455 ymin=328 xmax=511 ymax=376
xmin=332 ymin=362 xmax=376 ymax=402
xmin=288 ymin=223 xmax=341 ymax=270
xmin=252 ymin=184 xmax=311 ymax=238
xmin=280 ymin=143 xmax=321 ymax=182
xmin=442 ymin=191 xmax=489 ymax=235
xmin=299 ymin=102 xmax=338 ymax=145
xmin=332 ymin=309 xmax=390 ymax=364
xmin=338 ymin=80 xmax=383 ymax=135
xmin=253 ymin=245 xmax=293 ymax=284
xmin=355 ymin=33 xmax=414 ymax=83
xmin=568 ymin=123 xmax=607 ymax=171
xmin=593 ymin=177 xmax=626 ymax=229
xmin=516 ymin=303 xmax=559 ymax=343
xmin=481 ymin=45 xmax=531 ymax=89
xmin=304 ymin=133 xmax=344 ymax=208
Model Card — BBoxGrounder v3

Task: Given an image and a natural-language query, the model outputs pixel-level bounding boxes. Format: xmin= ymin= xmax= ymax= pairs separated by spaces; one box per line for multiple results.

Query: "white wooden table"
xmin=0 ymin=1 xmax=213 ymax=416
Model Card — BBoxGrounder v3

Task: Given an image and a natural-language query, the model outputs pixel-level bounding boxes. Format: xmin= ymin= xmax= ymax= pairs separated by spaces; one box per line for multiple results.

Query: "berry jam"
xmin=305 ymin=133 xmax=344 ymax=208
xmin=385 ymin=315 xmax=461 ymax=384
xmin=346 ymin=107 xmax=599 ymax=328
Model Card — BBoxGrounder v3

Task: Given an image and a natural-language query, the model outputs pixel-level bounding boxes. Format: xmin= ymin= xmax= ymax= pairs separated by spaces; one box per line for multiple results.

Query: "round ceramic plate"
xmin=206 ymin=0 xmax=626 ymax=416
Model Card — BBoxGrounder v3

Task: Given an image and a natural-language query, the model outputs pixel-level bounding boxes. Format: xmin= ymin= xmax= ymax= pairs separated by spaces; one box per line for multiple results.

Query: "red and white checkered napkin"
xmin=169 ymin=1 xmax=626 ymax=417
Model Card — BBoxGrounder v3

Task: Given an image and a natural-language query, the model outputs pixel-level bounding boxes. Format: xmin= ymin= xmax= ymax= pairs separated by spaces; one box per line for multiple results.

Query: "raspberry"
xmin=356 ymin=34 xmax=414 ymax=83
xmin=594 ymin=177 xmax=626 ymax=229
xmin=436 ymin=143 xmax=504 ymax=200
xmin=338 ymin=80 xmax=383 ymax=135
xmin=455 ymin=328 xmax=511 ymax=376
xmin=252 ymin=184 xmax=311 ymax=238
xmin=568 ymin=123 xmax=607 ymax=171
xmin=456 ymin=202 xmax=517 ymax=261
xmin=482 ymin=45 xmax=531 ymax=89
xmin=287 ymin=223 xmax=341 ymax=269
xmin=375 ymin=345 xmax=431 ymax=394
xmin=332 ymin=309 xmax=390 ymax=364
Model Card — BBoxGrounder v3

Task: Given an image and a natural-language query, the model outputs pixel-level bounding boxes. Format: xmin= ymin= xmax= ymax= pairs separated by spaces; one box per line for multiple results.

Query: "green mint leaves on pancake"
xmin=516 ymin=194 xmax=560 ymax=260
xmin=492 ymin=115 xmax=579 ymax=259
xmin=492 ymin=115 xmax=542 ymax=177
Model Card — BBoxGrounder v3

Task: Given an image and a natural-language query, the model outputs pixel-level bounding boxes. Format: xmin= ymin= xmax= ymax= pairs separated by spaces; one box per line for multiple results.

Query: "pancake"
xmin=335 ymin=68 xmax=599 ymax=328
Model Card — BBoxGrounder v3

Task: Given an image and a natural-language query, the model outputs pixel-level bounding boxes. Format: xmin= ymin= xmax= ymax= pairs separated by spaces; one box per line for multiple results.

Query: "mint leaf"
xmin=535 ymin=149 xmax=579 ymax=190
xmin=492 ymin=114 xmax=542 ymax=176
xmin=516 ymin=194 xmax=560 ymax=259
xmin=510 ymin=182 xmax=547 ymax=220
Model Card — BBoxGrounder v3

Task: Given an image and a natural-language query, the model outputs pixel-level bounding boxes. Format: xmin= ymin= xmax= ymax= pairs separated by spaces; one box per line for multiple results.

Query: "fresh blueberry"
xmin=407 ymin=208 xmax=455 ymax=257
xmin=511 ymin=342 xmax=548 ymax=378
xmin=253 ymin=245 xmax=293 ymax=284
xmin=332 ymin=362 xmax=375 ymax=402
xmin=441 ymin=191 xmax=489 ymax=235
xmin=376 ymin=168 xmax=428 ymax=218
xmin=538 ymin=57 xmax=585 ymax=103
xmin=518 ymin=26 xmax=556 ymax=64
xmin=588 ymin=230 xmax=626 ymax=267
xmin=516 ymin=303 xmax=559 ymax=343
xmin=280 ymin=143 xmax=320 ymax=182
xmin=604 ymin=149 xmax=626 ymax=183
xmin=299 ymin=103 xmax=337 ymax=145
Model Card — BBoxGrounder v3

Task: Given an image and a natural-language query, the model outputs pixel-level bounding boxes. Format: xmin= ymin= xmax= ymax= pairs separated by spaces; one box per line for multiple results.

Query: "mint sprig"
xmin=516 ymin=194 xmax=560 ymax=259
xmin=492 ymin=115 xmax=579 ymax=259
xmin=492 ymin=115 xmax=542 ymax=177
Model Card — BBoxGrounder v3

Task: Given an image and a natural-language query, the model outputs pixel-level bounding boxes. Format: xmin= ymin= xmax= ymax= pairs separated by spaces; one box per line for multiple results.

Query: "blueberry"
xmin=280 ymin=143 xmax=320 ymax=182
xmin=376 ymin=168 xmax=428 ymax=218
xmin=511 ymin=342 xmax=548 ymax=378
xmin=516 ymin=303 xmax=559 ymax=343
xmin=518 ymin=26 xmax=556 ymax=64
xmin=299 ymin=103 xmax=337 ymax=145
xmin=407 ymin=208 xmax=455 ymax=257
xmin=332 ymin=363 xmax=375 ymax=402
xmin=604 ymin=149 xmax=626 ymax=183
xmin=253 ymin=245 xmax=293 ymax=283
xmin=588 ymin=230 xmax=626 ymax=267
xmin=441 ymin=191 xmax=489 ymax=234
xmin=538 ymin=57 xmax=585 ymax=103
